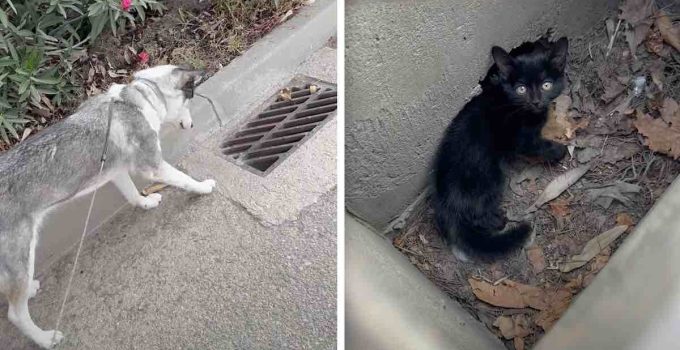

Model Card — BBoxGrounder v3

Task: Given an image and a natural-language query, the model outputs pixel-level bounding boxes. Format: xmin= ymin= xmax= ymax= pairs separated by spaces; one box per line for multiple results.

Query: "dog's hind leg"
xmin=2 ymin=219 xmax=63 ymax=349
xmin=111 ymin=172 xmax=162 ymax=209
xmin=145 ymin=161 xmax=215 ymax=194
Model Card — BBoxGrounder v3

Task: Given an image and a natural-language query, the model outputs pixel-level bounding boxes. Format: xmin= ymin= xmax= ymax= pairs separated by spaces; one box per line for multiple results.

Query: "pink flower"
xmin=138 ymin=51 xmax=149 ymax=64
xmin=121 ymin=0 xmax=132 ymax=12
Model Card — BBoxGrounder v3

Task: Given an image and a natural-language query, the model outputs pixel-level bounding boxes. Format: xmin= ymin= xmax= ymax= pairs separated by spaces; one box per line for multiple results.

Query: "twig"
xmin=606 ymin=19 xmax=622 ymax=57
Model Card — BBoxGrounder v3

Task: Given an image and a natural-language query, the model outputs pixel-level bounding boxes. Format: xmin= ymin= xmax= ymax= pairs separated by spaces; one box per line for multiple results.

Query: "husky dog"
xmin=0 ymin=65 xmax=217 ymax=348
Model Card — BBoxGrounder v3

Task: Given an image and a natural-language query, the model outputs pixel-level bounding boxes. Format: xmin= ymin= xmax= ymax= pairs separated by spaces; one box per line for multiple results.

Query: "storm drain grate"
xmin=221 ymin=80 xmax=337 ymax=175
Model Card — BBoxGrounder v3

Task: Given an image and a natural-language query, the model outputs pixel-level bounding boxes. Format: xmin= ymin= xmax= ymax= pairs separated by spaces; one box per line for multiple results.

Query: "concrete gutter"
xmin=345 ymin=0 xmax=616 ymax=231
xmin=36 ymin=0 xmax=337 ymax=272
xmin=535 ymin=177 xmax=680 ymax=350
xmin=346 ymin=214 xmax=504 ymax=350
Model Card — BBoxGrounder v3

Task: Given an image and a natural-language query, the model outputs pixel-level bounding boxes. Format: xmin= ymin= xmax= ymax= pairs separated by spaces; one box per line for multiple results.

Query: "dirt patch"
xmin=0 ymin=0 xmax=304 ymax=153
xmin=393 ymin=1 xmax=680 ymax=349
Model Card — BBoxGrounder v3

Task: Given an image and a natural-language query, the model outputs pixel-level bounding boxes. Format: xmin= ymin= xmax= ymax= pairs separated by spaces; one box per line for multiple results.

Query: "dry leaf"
xmin=534 ymin=288 xmax=573 ymax=331
xmin=618 ymin=0 xmax=652 ymax=27
xmin=616 ymin=212 xmax=635 ymax=226
xmin=601 ymin=80 xmax=626 ymax=103
xmin=543 ymin=95 xmax=579 ymax=141
xmin=649 ymin=60 xmax=665 ymax=91
xmin=645 ymin=29 xmax=665 ymax=55
xmin=560 ymin=225 xmax=628 ymax=272
xmin=526 ymin=245 xmax=546 ymax=274
xmin=634 ymin=111 xmax=680 ymax=159
xmin=20 ymin=128 xmax=32 ymax=142
xmin=656 ymin=10 xmax=680 ymax=52
xmin=468 ymin=278 xmax=547 ymax=309
xmin=587 ymin=181 xmax=641 ymax=209
xmin=514 ymin=337 xmax=525 ymax=350
xmin=577 ymin=147 xmax=599 ymax=163
xmin=279 ymin=9 xmax=293 ymax=23
xmin=493 ymin=315 xmax=531 ymax=340
xmin=548 ymin=198 xmax=571 ymax=218
xmin=279 ymin=88 xmax=292 ymax=101
xmin=526 ymin=165 xmax=591 ymax=213
xmin=142 ymin=183 xmax=168 ymax=196
xmin=660 ymin=98 xmax=680 ymax=124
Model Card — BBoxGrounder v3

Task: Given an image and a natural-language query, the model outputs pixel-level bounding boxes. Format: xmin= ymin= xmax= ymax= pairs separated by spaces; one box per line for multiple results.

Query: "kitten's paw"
xmin=28 ymin=279 xmax=40 ymax=299
xmin=33 ymin=330 xmax=64 ymax=349
xmin=489 ymin=213 xmax=508 ymax=231
xmin=138 ymin=193 xmax=162 ymax=209
xmin=544 ymin=143 xmax=567 ymax=162
xmin=193 ymin=179 xmax=216 ymax=194
xmin=451 ymin=245 xmax=470 ymax=262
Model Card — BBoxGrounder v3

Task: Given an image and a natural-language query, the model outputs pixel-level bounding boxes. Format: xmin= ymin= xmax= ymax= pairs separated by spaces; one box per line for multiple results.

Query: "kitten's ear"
xmin=491 ymin=46 xmax=514 ymax=77
xmin=550 ymin=37 xmax=569 ymax=71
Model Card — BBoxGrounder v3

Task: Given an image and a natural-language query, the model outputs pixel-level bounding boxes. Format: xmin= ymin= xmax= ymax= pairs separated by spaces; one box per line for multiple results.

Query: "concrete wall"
xmin=346 ymin=0 xmax=616 ymax=230
xmin=346 ymin=214 xmax=504 ymax=350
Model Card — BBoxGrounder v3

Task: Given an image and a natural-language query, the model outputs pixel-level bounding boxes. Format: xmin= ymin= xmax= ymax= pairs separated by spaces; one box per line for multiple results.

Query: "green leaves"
xmin=0 ymin=110 xmax=29 ymax=144
xmin=0 ymin=0 xmax=155 ymax=147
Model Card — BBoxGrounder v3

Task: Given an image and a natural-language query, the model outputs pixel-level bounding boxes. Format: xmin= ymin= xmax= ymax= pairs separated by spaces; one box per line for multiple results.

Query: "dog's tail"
xmin=435 ymin=207 xmax=532 ymax=255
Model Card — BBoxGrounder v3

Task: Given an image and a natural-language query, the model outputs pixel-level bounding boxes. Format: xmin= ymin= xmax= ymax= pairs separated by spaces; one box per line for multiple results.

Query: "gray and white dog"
xmin=0 ymin=65 xmax=216 ymax=348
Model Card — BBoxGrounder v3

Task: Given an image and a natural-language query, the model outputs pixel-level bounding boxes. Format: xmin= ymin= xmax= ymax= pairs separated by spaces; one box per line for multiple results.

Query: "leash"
xmin=51 ymin=104 xmax=114 ymax=346
xmin=50 ymin=75 xmax=221 ymax=346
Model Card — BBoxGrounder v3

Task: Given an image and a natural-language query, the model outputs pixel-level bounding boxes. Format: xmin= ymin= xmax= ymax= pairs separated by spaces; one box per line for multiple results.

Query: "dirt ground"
xmin=393 ymin=2 xmax=680 ymax=349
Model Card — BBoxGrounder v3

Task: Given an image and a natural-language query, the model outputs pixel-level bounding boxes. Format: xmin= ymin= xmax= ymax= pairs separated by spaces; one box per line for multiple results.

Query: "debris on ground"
xmin=393 ymin=0 xmax=680 ymax=348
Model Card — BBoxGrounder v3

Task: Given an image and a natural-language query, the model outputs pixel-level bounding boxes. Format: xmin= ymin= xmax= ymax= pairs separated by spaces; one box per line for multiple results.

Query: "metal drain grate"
xmin=221 ymin=80 xmax=337 ymax=175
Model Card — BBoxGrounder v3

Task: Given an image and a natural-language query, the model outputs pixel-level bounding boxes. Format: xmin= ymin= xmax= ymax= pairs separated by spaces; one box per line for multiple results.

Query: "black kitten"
xmin=432 ymin=37 xmax=569 ymax=259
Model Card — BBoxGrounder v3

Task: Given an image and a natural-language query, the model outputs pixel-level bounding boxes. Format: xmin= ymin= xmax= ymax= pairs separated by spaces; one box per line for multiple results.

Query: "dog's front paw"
xmin=138 ymin=193 xmax=162 ymax=209
xmin=28 ymin=279 xmax=40 ymax=299
xmin=194 ymin=179 xmax=216 ymax=194
xmin=34 ymin=330 xmax=64 ymax=349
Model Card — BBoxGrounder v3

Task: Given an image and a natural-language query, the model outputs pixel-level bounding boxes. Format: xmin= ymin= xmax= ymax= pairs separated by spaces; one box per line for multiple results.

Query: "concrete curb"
xmin=36 ymin=0 xmax=337 ymax=272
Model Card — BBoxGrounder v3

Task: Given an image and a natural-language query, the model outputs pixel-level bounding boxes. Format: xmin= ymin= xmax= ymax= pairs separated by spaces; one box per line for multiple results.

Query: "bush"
xmin=0 ymin=0 xmax=163 ymax=145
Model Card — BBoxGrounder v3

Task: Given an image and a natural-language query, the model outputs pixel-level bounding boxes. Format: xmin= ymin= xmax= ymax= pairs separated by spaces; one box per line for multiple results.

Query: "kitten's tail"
xmin=435 ymin=208 xmax=533 ymax=255
xmin=456 ymin=220 xmax=533 ymax=255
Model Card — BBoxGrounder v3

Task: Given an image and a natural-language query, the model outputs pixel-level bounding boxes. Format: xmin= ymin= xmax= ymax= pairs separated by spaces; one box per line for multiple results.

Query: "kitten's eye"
xmin=542 ymin=81 xmax=553 ymax=91
xmin=515 ymin=85 xmax=527 ymax=95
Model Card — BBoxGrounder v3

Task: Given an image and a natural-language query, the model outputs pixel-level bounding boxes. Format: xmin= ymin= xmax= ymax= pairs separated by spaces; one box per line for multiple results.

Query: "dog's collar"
xmin=133 ymin=78 xmax=168 ymax=110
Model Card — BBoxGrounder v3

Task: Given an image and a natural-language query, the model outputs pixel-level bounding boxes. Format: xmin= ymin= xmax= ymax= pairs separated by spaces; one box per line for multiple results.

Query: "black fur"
xmin=432 ymin=36 xmax=569 ymax=257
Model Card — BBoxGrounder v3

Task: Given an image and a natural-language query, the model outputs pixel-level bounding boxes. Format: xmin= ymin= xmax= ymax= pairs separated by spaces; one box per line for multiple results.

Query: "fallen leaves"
xmin=526 ymin=165 xmax=591 ymax=213
xmin=468 ymin=279 xmax=546 ymax=309
xmin=471 ymin=277 xmax=578 ymax=334
xmin=142 ymin=183 xmax=168 ymax=196
xmin=560 ymin=225 xmax=628 ymax=272
xmin=586 ymin=181 xmax=641 ymax=209
xmin=534 ymin=288 xmax=573 ymax=331
xmin=656 ymin=10 xmax=680 ymax=53
xmin=634 ymin=105 xmax=680 ymax=159
xmin=616 ymin=212 xmax=635 ymax=227
xmin=493 ymin=314 xmax=531 ymax=339
xmin=543 ymin=95 xmax=587 ymax=141
xmin=526 ymin=245 xmax=546 ymax=274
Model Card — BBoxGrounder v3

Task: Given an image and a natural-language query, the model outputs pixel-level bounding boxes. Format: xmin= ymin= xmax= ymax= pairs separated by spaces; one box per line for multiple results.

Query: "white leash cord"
xmin=51 ymin=105 xmax=113 ymax=346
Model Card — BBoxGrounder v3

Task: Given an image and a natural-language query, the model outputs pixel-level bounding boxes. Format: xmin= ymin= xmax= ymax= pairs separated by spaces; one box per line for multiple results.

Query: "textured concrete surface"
xmin=35 ymin=0 xmax=337 ymax=271
xmin=345 ymin=0 xmax=616 ymax=230
xmin=535 ymin=177 xmax=680 ymax=350
xmin=0 ymin=188 xmax=336 ymax=349
xmin=346 ymin=215 xmax=503 ymax=350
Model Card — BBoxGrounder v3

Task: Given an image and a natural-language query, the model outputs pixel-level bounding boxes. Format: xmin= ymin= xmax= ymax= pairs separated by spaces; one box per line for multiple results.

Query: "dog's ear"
xmin=173 ymin=67 xmax=205 ymax=90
